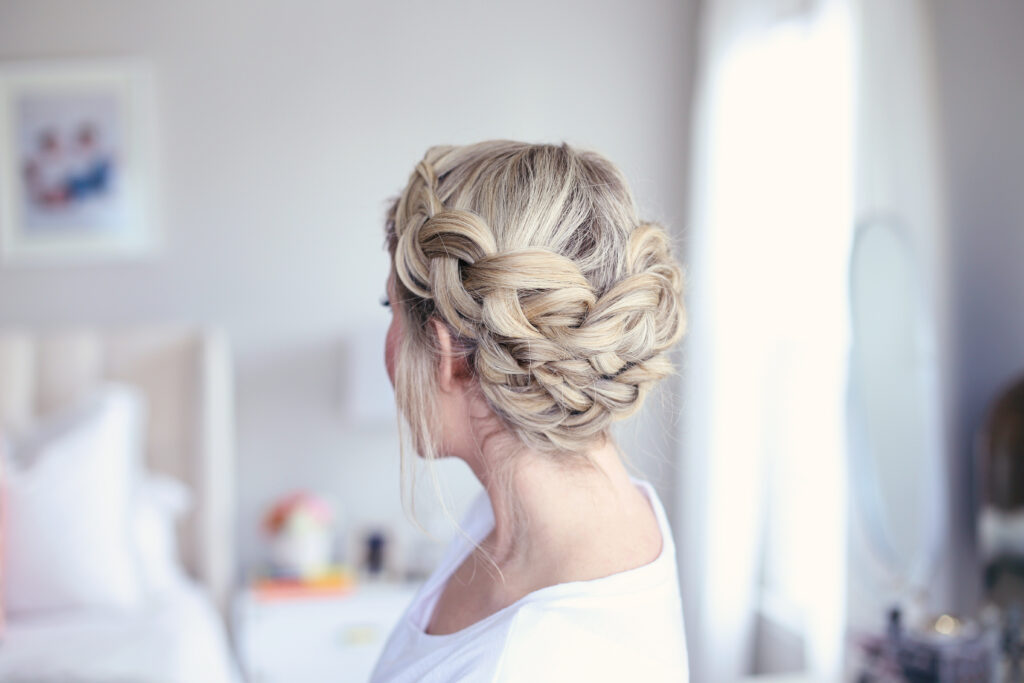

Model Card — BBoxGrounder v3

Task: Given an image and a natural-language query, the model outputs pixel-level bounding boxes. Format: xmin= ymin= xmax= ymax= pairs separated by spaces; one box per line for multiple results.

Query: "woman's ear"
xmin=430 ymin=318 xmax=457 ymax=393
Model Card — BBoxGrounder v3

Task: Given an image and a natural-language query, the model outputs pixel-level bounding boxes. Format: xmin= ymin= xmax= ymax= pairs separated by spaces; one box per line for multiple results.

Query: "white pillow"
xmin=4 ymin=385 xmax=146 ymax=615
xmin=132 ymin=473 xmax=192 ymax=595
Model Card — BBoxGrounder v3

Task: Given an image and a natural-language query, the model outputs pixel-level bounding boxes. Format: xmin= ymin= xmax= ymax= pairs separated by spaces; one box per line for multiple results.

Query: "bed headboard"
xmin=0 ymin=326 xmax=236 ymax=611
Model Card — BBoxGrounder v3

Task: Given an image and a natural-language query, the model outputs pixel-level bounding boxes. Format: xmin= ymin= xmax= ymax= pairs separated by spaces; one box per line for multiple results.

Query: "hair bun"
xmin=387 ymin=142 xmax=687 ymax=456
xmin=482 ymin=223 xmax=684 ymax=452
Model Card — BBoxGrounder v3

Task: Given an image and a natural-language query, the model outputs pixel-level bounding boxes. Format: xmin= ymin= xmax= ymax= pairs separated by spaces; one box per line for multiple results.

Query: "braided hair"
xmin=385 ymin=141 xmax=685 ymax=458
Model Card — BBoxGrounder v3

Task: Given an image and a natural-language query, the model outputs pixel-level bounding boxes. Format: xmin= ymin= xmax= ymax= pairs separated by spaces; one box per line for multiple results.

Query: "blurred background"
xmin=0 ymin=0 xmax=1022 ymax=681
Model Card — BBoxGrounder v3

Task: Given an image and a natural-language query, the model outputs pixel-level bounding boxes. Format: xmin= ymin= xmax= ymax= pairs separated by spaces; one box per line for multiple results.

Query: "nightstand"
xmin=232 ymin=582 xmax=419 ymax=683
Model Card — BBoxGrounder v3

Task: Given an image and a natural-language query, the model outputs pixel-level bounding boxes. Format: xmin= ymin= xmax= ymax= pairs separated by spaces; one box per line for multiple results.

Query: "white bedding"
xmin=0 ymin=582 xmax=241 ymax=683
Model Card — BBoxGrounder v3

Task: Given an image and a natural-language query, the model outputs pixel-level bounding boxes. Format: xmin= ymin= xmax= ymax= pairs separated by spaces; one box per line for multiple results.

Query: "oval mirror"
xmin=847 ymin=215 xmax=945 ymax=595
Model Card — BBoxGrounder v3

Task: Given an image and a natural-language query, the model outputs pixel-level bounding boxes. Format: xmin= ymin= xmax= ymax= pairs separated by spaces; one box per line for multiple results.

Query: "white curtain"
xmin=679 ymin=0 xmax=853 ymax=679
xmin=679 ymin=0 xmax=948 ymax=679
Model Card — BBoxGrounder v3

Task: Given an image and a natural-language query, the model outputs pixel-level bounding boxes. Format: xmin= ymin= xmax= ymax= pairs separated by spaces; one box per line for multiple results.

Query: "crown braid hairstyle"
xmin=385 ymin=141 xmax=685 ymax=462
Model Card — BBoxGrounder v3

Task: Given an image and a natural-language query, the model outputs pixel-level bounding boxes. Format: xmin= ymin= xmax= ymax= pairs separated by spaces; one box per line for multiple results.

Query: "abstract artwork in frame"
xmin=0 ymin=60 xmax=159 ymax=263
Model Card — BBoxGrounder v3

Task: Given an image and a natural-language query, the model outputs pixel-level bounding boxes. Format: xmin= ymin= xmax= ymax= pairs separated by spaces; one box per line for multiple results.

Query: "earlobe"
xmin=431 ymin=319 xmax=456 ymax=393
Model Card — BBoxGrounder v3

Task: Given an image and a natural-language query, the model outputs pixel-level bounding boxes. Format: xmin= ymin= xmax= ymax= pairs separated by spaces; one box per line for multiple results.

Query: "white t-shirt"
xmin=370 ymin=479 xmax=689 ymax=682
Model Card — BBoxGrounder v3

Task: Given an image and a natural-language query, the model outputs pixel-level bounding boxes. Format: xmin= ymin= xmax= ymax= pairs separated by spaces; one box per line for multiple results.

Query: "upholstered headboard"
xmin=0 ymin=326 xmax=235 ymax=610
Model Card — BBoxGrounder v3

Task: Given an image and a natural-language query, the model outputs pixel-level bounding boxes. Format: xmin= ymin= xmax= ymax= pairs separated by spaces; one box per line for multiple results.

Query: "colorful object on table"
xmin=252 ymin=565 xmax=355 ymax=603
xmin=262 ymin=491 xmax=335 ymax=580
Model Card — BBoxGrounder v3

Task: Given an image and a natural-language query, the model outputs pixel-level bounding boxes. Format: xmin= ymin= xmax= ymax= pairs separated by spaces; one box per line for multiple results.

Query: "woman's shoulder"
xmin=376 ymin=481 xmax=687 ymax=682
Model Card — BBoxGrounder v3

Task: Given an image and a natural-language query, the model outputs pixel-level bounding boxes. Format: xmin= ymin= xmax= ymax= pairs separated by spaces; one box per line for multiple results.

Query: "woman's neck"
xmin=463 ymin=438 xmax=655 ymax=577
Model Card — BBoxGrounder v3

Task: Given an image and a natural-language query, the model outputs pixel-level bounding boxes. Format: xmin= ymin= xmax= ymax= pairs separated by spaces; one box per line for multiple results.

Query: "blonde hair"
xmin=386 ymin=141 xmax=685 ymax=474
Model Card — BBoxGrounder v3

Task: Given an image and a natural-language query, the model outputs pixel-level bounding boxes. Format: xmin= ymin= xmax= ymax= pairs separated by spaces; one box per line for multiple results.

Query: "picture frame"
xmin=0 ymin=60 xmax=159 ymax=264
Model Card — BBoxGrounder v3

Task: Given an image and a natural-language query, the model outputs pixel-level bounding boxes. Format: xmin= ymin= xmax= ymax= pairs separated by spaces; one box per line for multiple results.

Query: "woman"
xmin=371 ymin=141 xmax=688 ymax=682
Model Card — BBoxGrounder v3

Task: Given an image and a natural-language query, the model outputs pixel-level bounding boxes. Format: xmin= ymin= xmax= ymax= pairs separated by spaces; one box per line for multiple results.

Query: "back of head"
xmin=386 ymin=141 xmax=685 ymax=459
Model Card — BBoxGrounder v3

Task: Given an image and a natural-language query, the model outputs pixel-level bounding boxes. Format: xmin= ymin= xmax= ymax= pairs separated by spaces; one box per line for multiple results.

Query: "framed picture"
xmin=0 ymin=60 xmax=159 ymax=263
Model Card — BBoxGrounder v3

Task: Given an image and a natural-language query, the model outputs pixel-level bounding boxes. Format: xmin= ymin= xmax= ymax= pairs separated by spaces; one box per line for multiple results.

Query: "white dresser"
xmin=233 ymin=582 xmax=419 ymax=683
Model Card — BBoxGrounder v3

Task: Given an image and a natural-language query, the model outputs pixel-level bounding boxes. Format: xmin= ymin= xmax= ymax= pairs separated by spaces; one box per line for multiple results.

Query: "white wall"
xmin=931 ymin=0 xmax=1024 ymax=612
xmin=0 ymin=0 xmax=698 ymax=570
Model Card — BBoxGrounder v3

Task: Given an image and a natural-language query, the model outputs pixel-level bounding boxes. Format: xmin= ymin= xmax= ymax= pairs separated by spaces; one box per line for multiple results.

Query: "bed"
xmin=0 ymin=326 xmax=241 ymax=683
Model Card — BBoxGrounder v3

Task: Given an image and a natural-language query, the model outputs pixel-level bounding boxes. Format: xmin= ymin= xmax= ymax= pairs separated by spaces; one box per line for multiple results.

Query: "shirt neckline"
xmin=408 ymin=478 xmax=675 ymax=642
